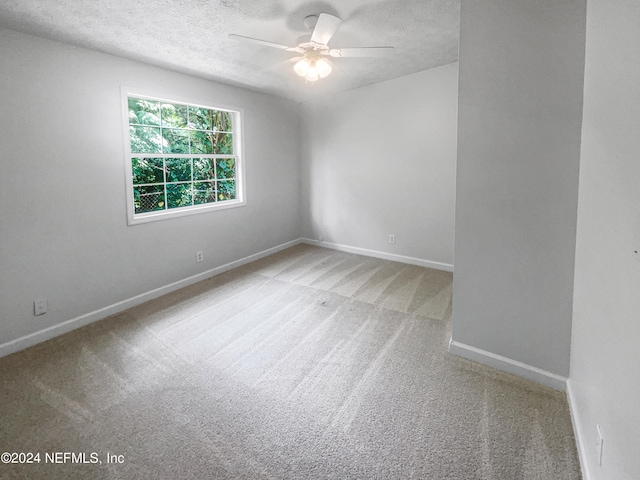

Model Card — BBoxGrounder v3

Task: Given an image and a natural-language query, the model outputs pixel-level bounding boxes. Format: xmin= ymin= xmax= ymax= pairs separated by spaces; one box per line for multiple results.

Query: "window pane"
xmin=214 ymin=111 xmax=233 ymax=132
xmin=128 ymin=97 xmax=160 ymax=126
xmin=162 ymin=128 xmax=190 ymax=154
xmin=167 ymin=183 xmax=193 ymax=209
xmin=130 ymin=126 xmax=162 ymax=153
xmin=161 ymin=103 xmax=188 ymax=128
xmin=216 ymin=158 xmax=235 ymax=179
xmin=132 ymin=157 xmax=164 ymax=185
xmin=217 ymin=180 xmax=236 ymax=201
xmin=134 ymin=185 xmax=165 ymax=213
xmin=213 ymin=133 xmax=233 ymax=154
xmin=166 ymin=158 xmax=191 ymax=182
xmin=194 ymin=181 xmax=216 ymax=205
xmin=193 ymin=158 xmax=216 ymax=181
xmin=190 ymin=131 xmax=213 ymax=154
xmin=188 ymin=107 xmax=214 ymax=130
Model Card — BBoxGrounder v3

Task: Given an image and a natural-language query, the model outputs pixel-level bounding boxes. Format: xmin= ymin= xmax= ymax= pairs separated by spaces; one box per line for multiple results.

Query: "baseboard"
xmin=566 ymin=379 xmax=592 ymax=480
xmin=448 ymin=339 xmax=567 ymax=391
xmin=0 ymin=239 xmax=302 ymax=359
xmin=301 ymin=238 xmax=454 ymax=272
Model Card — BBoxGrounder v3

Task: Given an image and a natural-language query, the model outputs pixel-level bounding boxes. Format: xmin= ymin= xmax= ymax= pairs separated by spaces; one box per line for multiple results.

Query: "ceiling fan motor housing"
xmin=295 ymin=34 xmax=312 ymax=47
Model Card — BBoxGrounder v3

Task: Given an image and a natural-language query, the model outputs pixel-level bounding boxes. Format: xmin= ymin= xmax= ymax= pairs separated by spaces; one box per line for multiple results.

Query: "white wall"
xmin=451 ymin=0 xmax=586 ymax=386
xmin=569 ymin=0 xmax=640 ymax=478
xmin=0 ymin=28 xmax=301 ymax=352
xmin=300 ymin=63 xmax=458 ymax=269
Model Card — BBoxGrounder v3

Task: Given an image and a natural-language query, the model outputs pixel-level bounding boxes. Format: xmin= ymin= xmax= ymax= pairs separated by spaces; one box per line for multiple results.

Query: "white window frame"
xmin=121 ymin=87 xmax=245 ymax=225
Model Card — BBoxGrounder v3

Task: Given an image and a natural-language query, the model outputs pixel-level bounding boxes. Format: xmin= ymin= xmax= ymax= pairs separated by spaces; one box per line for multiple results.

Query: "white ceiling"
xmin=0 ymin=0 xmax=460 ymax=102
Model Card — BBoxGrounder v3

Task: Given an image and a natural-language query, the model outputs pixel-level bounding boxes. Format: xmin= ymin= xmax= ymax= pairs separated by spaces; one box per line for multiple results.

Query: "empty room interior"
xmin=0 ymin=1 xmax=638 ymax=479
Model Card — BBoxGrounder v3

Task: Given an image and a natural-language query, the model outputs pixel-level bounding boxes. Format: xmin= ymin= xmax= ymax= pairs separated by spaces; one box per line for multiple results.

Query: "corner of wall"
xmin=566 ymin=379 xmax=592 ymax=480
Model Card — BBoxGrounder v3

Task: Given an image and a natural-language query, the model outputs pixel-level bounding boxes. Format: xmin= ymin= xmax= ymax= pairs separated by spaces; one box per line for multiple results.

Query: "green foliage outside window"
xmin=128 ymin=96 xmax=238 ymax=214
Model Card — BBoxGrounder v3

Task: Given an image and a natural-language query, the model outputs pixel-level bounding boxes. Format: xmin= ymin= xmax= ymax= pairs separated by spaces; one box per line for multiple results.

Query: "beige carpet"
xmin=0 ymin=244 xmax=581 ymax=479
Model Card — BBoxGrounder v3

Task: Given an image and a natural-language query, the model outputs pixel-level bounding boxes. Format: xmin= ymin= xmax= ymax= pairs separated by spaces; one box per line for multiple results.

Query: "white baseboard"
xmin=301 ymin=238 xmax=454 ymax=272
xmin=0 ymin=239 xmax=301 ymax=359
xmin=448 ymin=339 xmax=567 ymax=391
xmin=566 ymin=379 xmax=591 ymax=480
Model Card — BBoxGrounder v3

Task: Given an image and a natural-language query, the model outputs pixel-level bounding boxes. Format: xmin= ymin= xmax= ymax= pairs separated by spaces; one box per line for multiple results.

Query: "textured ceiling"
xmin=0 ymin=0 xmax=460 ymax=102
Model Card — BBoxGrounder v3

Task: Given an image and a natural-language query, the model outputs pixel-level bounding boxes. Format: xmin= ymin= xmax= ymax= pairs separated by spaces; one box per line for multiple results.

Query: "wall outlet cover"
xmin=34 ymin=299 xmax=47 ymax=316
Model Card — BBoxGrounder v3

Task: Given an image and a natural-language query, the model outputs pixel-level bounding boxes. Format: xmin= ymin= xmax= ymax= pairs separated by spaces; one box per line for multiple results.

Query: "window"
xmin=123 ymin=90 xmax=244 ymax=224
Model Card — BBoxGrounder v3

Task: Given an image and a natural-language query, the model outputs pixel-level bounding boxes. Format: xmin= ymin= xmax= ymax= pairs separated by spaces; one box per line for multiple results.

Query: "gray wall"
xmin=0 ymin=28 xmax=301 ymax=351
xmin=451 ymin=0 xmax=586 ymax=380
xmin=570 ymin=0 xmax=640 ymax=478
xmin=301 ymin=63 xmax=458 ymax=269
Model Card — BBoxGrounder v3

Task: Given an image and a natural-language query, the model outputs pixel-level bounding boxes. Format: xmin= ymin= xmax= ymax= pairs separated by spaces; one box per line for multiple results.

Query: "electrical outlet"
xmin=196 ymin=251 xmax=204 ymax=263
xmin=596 ymin=424 xmax=604 ymax=466
xmin=34 ymin=298 xmax=47 ymax=316
xmin=388 ymin=234 xmax=395 ymax=244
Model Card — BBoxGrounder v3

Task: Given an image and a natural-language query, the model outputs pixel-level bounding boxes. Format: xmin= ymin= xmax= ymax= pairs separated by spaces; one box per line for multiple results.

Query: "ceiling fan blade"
xmin=310 ymin=13 xmax=342 ymax=46
xmin=229 ymin=34 xmax=301 ymax=52
xmin=327 ymin=46 xmax=394 ymax=58
xmin=262 ymin=57 xmax=300 ymax=72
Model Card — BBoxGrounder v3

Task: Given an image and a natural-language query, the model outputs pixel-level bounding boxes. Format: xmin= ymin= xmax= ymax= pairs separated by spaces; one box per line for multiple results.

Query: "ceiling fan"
xmin=229 ymin=13 xmax=394 ymax=82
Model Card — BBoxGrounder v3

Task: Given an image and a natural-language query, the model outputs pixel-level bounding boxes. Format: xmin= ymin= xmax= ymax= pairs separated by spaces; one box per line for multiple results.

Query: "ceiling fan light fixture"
xmin=294 ymin=55 xmax=327 ymax=82
xmin=316 ymin=58 xmax=332 ymax=78
xmin=305 ymin=62 xmax=319 ymax=82
xmin=293 ymin=57 xmax=310 ymax=77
